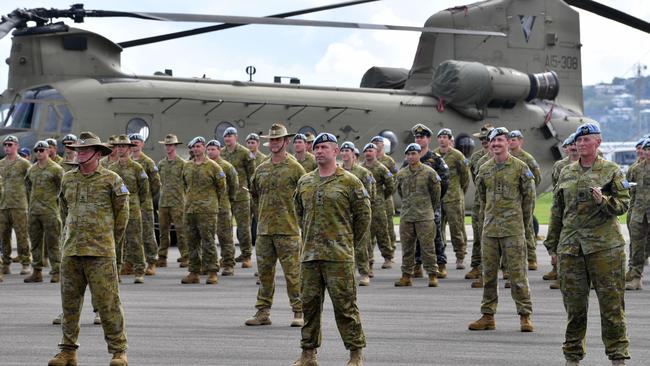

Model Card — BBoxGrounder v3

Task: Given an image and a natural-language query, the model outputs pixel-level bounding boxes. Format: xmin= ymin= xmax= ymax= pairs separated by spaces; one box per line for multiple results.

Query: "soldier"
xmin=18 ymin=147 xmax=31 ymax=161
xmin=469 ymin=127 xmax=535 ymax=333
xmin=292 ymin=132 xmax=371 ymax=366
xmin=60 ymin=134 xmax=78 ymax=172
xmin=544 ymin=123 xmax=630 ymax=366
xmin=304 ymin=132 xmax=316 ymax=154
xmin=434 ymin=128 xmax=470 ymax=269
xmin=469 ymin=148 xmax=496 ymax=289
xmin=108 ymin=135 xmax=149 ymax=284
xmin=362 ymin=142 xmax=395 ymax=269
xmin=625 ymin=138 xmax=650 ymax=290
xmin=46 ymin=138 xmax=64 ymax=164
xmin=0 ymin=135 xmax=32 ymax=275
xmin=508 ymin=130 xmax=542 ymax=270
xmin=222 ymin=127 xmax=255 ymax=268
xmin=181 ymin=136 xmax=227 ymax=285
xmin=205 ymin=139 xmax=238 ymax=276
xmin=24 ymin=141 xmax=64 ymax=284
xmin=100 ymin=135 xmax=119 ymax=168
xmin=340 ymin=141 xmax=374 ymax=286
xmin=293 ymin=133 xmax=318 ymax=172
xmin=244 ymin=124 xmax=306 ymax=327
xmin=47 ymin=131 xmax=129 ymax=366
xmin=394 ymin=143 xmax=441 ymax=288
xmin=129 ymin=133 xmax=161 ymax=276
xmin=156 ymin=134 xmax=189 ymax=268
xmin=371 ymin=136 xmax=398 ymax=257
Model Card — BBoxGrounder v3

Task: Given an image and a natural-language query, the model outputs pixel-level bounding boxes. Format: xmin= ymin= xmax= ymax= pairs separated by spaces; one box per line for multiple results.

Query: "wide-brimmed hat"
xmin=260 ymin=123 xmax=296 ymax=139
xmin=112 ymin=134 xmax=136 ymax=147
xmin=473 ymin=123 xmax=494 ymax=138
xmin=66 ymin=131 xmax=113 ymax=156
xmin=304 ymin=132 xmax=316 ymax=143
xmin=158 ymin=133 xmax=183 ymax=145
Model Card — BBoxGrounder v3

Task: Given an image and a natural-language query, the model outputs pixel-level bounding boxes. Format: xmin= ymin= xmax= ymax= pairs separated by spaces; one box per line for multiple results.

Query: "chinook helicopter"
xmin=0 ymin=0 xmax=648 ymax=210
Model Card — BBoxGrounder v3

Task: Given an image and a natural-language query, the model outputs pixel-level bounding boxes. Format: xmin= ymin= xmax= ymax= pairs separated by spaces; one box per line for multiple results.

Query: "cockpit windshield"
xmin=2 ymin=86 xmax=71 ymax=132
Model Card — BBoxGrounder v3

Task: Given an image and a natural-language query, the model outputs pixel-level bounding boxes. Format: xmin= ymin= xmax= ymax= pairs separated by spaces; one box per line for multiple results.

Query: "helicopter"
xmin=0 ymin=0 xmax=648 ymax=211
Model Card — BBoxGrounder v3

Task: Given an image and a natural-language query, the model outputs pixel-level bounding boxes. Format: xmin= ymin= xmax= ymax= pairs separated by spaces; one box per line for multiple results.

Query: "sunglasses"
xmin=3 ymin=143 xmax=15 ymax=147
xmin=34 ymin=148 xmax=46 ymax=153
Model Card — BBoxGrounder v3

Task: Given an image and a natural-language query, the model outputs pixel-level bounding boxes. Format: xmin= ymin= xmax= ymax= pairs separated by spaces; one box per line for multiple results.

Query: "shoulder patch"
xmin=140 ymin=171 xmax=148 ymax=179
xmin=386 ymin=171 xmax=393 ymax=177
xmin=525 ymin=170 xmax=534 ymax=178
xmin=219 ymin=171 xmax=226 ymax=178
xmin=622 ymin=179 xmax=630 ymax=189
xmin=120 ymin=184 xmax=129 ymax=194
xmin=153 ymin=165 xmax=159 ymax=172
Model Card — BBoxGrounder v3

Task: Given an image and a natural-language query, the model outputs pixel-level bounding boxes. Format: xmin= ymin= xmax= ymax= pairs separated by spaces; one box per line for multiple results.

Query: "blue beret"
xmin=574 ymin=123 xmax=601 ymax=138
xmin=293 ymin=133 xmax=307 ymax=142
xmin=188 ymin=136 xmax=206 ymax=148
xmin=363 ymin=143 xmax=377 ymax=152
xmin=206 ymin=139 xmax=222 ymax=148
xmin=508 ymin=130 xmax=523 ymax=139
xmin=128 ymin=133 xmax=144 ymax=142
xmin=370 ymin=135 xmax=384 ymax=143
xmin=18 ymin=147 xmax=30 ymax=157
xmin=340 ymin=141 xmax=355 ymax=151
xmin=223 ymin=127 xmax=238 ymax=137
xmin=563 ymin=133 xmax=576 ymax=147
xmin=437 ymin=128 xmax=453 ymax=138
xmin=312 ymin=132 xmax=337 ymax=149
xmin=487 ymin=127 xmax=510 ymax=142
xmin=404 ymin=143 xmax=422 ymax=154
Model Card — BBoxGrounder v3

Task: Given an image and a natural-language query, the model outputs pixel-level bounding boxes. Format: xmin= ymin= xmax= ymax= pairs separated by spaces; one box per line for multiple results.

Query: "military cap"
xmin=18 ymin=147 xmax=30 ymax=158
xmin=644 ymin=133 xmax=650 ymax=139
xmin=223 ymin=127 xmax=238 ymax=137
xmin=3 ymin=135 xmax=18 ymax=144
xmin=487 ymin=127 xmax=510 ymax=142
xmin=188 ymin=136 xmax=206 ymax=148
xmin=112 ymin=134 xmax=136 ymax=146
xmin=473 ymin=123 xmax=494 ymax=138
xmin=128 ymin=133 xmax=144 ymax=142
xmin=206 ymin=139 xmax=222 ymax=148
xmin=411 ymin=124 xmax=432 ymax=137
xmin=404 ymin=143 xmax=422 ymax=154
xmin=508 ymin=130 xmax=524 ymax=139
xmin=158 ymin=133 xmax=183 ymax=145
xmin=33 ymin=140 xmax=49 ymax=151
xmin=46 ymin=138 xmax=57 ymax=147
xmin=354 ymin=148 xmax=360 ymax=157
xmin=437 ymin=128 xmax=453 ymax=138
xmin=562 ymin=133 xmax=576 ymax=147
xmin=363 ymin=142 xmax=377 ymax=152
xmin=293 ymin=133 xmax=307 ymax=142
xmin=62 ymin=134 xmax=77 ymax=145
xmin=340 ymin=141 xmax=356 ymax=151
xmin=643 ymin=139 xmax=650 ymax=150
xmin=260 ymin=123 xmax=295 ymax=139
xmin=66 ymin=131 xmax=112 ymax=156
xmin=304 ymin=132 xmax=316 ymax=143
xmin=246 ymin=133 xmax=260 ymax=141
xmin=312 ymin=132 xmax=337 ymax=149
xmin=635 ymin=138 xmax=646 ymax=148
xmin=370 ymin=135 xmax=384 ymax=143
xmin=574 ymin=123 xmax=601 ymax=138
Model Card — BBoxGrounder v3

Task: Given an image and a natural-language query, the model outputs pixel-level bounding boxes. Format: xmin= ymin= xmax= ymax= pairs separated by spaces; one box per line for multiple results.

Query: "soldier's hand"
xmin=590 ymin=186 xmax=603 ymax=204
xmin=551 ymin=255 xmax=557 ymax=266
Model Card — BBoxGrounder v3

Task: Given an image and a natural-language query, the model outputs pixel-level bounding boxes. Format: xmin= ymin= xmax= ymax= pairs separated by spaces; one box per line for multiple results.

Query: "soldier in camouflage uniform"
xmin=372 ymin=136 xmax=398 ymax=255
xmin=394 ymin=143 xmax=441 ymax=288
xmin=205 ymin=139 xmax=238 ymax=276
xmin=544 ymin=123 xmax=630 ymax=366
xmin=435 ymin=128 xmax=470 ymax=269
xmin=108 ymin=135 xmax=149 ymax=284
xmin=469 ymin=127 xmax=535 ymax=333
xmin=60 ymin=134 xmax=78 ymax=172
xmin=362 ymin=142 xmax=395 ymax=269
xmin=508 ymin=130 xmax=542 ymax=270
xmin=292 ymin=133 xmax=371 ymax=366
xmin=129 ymin=133 xmax=161 ymax=276
xmin=48 ymin=131 xmax=129 ymax=366
xmin=244 ymin=124 xmax=306 ymax=327
xmin=156 ymin=134 xmax=189 ymax=268
xmin=46 ymin=138 xmax=63 ymax=164
xmin=293 ymin=133 xmax=318 ymax=172
xmin=222 ymin=127 xmax=255 ymax=268
xmin=181 ymin=136 xmax=227 ymax=285
xmin=24 ymin=141 xmax=64 ymax=284
xmin=100 ymin=136 xmax=119 ymax=168
xmin=304 ymin=132 xmax=316 ymax=154
xmin=0 ymin=135 xmax=32 ymax=275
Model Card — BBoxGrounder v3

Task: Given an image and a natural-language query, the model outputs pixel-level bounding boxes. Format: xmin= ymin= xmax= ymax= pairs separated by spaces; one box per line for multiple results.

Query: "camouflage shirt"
xmin=469 ymin=148 xmax=488 ymax=181
xmin=133 ymin=152 xmax=161 ymax=210
xmin=551 ymin=157 xmax=572 ymax=187
xmin=342 ymin=164 xmax=376 ymax=201
xmin=26 ymin=158 xmax=64 ymax=215
xmin=362 ymin=160 xmax=394 ymax=204
xmin=182 ymin=159 xmax=227 ymax=214
xmin=251 ymin=150 xmax=268 ymax=168
xmin=108 ymin=158 xmax=149 ymax=220
xmin=61 ymin=165 xmax=129 ymax=257
xmin=52 ymin=155 xmax=64 ymax=165
xmin=100 ymin=156 xmax=118 ymax=168
xmin=0 ymin=156 xmax=31 ymax=209
xmin=396 ymin=162 xmax=441 ymax=222
xmin=544 ymin=157 xmax=630 ymax=256
xmin=214 ymin=157 xmax=239 ymax=211
xmin=511 ymin=149 xmax=542 ymax=187
xmin=222 ymin=143 xmax=255 ymax=202
xmin=251 ymin=153 xmax=305 ymax=236
xmin=296 ymin=152 xmax=318 ymax=173
xmin=623 ymin=160 xmax=649 ymax=223
xmin=158 ymin=156 xmax=186 ymax=208
xmin=378 ymin=154 xmax=398 ymax=175
xmin=294 ymin=167 xmax=371 ymax=262
xmin=61 ymin=160 xmax=78 ymax=173
xmin=477 ymin=154 xmax=535 ymax=238
xmin=434 ymin=147 xmax=470 ymax=203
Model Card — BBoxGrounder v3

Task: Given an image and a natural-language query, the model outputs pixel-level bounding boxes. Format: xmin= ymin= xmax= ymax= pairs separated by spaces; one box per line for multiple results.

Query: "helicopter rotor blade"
xmin=119 ymin=0 xmax=380 ymax=48
xmin=566 ymin=0 xmax=650 ymax=34
xmin=0 ymin=9 xmax=29 ymax=39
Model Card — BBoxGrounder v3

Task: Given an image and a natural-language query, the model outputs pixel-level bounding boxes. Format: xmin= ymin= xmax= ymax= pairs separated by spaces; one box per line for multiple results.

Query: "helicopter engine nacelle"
xmin=431 ymin=60 xmax=559 ymax=119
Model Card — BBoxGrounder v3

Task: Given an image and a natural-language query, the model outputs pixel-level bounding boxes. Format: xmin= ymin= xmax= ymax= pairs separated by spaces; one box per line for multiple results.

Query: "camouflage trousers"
xmin=250 ymin=200 xmax=258 ymax=247
xmin=0 ymin=208 xmax=30 ymax=265
xmin=441 ymin=199 xmax=467 ymax=261
xmin=217 ymin=208 xmax=235 ymax=268
xmin=559 ymin=246 xmax=629 ymax=362
xmin=232 ymin=200 xmax=252 ymax=259
xmin=59 ymin=256 xmax=127 ymax=354
xmin=385 ymin=197 xmax=396 ymax=252
xmin=255 ymin=235 xmax=302 ymax=312
xmin=369 ymin=199 xmax=392 ymax=261
xmin=158 ymin=206 xmax=188 ymax=260
xmin=141 ymin=209 xmax=158 ymax=265
xmin=354 ymin=228 xmax=370 ymax=276
xmin=481 ymin=235 xmax=532 ymax=316
xmin=628 ymin=214 xmax=650 ymax=279
xmin=400 ymin=220 xmax=438 ymax=276
xmin=185 ymin=213 xmax=219 ymax=273
xmin=300 ymin=261 xmax=365 ymax=350
xmin=28 ymin=213 xmax=61 ymax=274
xmin=117 ymin=219 xmax=146 ymax=275
xmin=524 ymin=201 xmax=537 ymax=262
xmin=470 ymin=192 xmax=483 ymax=269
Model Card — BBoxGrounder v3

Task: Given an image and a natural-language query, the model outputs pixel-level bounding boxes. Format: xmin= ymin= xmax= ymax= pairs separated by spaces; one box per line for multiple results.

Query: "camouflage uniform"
xmin=551 ymin=157 xmax=572 ymax=187
xmin=108 ymin=159 xmax=149 ymax=275
xmin=0 ymin=156 xmax=31 ymax=266
xmin=157 ymin=156 xmax=188 ymax=260
xmin=544 ymin=156 xmax=630 ymax=362
xmin=59 ymin=164 xmax=129 ymax=354
xmin=434 ymin=147 xmax=470 ymax=261
xmin=476 ymin=155 xmax=534 ymax=316
xmin=183 ymin=159 xmax=227 ymax=274
xmin=251 ymin=154 xmax=305 ymax=312
xmin=294 ymin=167 xmax=371 ymax=351
xmin=511 ymin=149 xmax=541 ymax=264
xmin=250 ymin=150 xmax=267 ymax=247
xmin=626 ymin=160 xmax=650 ymax=280
xmin=343 ymin=163 xmax=375 ymax=276
xmin=296 ymin=152 xmax=317 ymax=173
xmin=222 ymin=143 xmax=254 ymax=259
xmin=378 ymin=154 xmax=398 ymax=252
xmin=396 ymin=162 xmax=441 ymax=275
xmin=214 ymin=156 xmax=238 ymax=269
xmin=100 ymin=156 xmax=118 ymax=168
xmin=26 ymin=158 xmax=64 ymax=274
xmin=469 ymin=148 xmax=488 ymax=270
xmin=361 ymin=160 xmax=394 ymax=261
xmin=52 ymin=154 xmax=64 ymax=165
xmin=133 ymin=153 xmax=161 ymax=265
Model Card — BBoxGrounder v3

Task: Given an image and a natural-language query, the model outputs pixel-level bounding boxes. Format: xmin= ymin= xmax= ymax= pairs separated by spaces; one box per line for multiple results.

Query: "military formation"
xmin=0 ymin=118 xmax=636 ymax=366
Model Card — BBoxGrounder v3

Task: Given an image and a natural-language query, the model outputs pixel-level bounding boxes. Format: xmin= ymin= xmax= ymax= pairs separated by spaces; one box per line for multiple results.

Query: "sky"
xmin=0 ymin=0 xmax=648 ymax=91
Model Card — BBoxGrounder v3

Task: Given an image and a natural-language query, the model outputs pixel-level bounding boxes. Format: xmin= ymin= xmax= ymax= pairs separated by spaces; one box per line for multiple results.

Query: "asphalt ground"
xmin=1 ymin=225 xmax=648 ymax=366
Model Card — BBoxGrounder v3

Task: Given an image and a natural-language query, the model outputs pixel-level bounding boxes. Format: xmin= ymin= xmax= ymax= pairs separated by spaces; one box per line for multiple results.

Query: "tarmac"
xmin=1 ymin=225 xmax=649 ymax=366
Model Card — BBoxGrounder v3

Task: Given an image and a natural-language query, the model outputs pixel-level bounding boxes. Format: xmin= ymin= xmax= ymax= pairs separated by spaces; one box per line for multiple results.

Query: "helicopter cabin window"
xmin=378 ymin=130 xmax=398 ymax=155
xmin=43 ymin=105 xmax=59 ymax=133
xmin=215 ymin=121 xmax=235 ymax=144
xmin=127 ymin=118 xmax=150 ymax=141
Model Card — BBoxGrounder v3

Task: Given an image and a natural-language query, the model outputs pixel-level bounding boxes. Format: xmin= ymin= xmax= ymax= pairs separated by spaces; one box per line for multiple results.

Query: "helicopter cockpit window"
xmin=215 ymin=121 xmax=235 ymax=144
xmin=454 ymin=133 xmax=475 ymax=158
xmin=378 ymin=130 xmax=398 ymax=155
xmin=126 ymin=118 xmax=150 ymax=141
xmin=58 ymin=105 xmax=73 ymax=133
xmin=43 ymin=106 xmax=59 ymax=133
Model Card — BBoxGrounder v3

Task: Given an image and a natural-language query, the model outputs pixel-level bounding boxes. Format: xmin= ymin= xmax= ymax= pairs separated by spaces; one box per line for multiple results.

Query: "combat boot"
xmin=221 ymin=266 xmax=234 ymax=276
xmin=358 ymin=275 xmax=370 ymax=286
xmin=347 ymin=349 xmax=363 ymax=366
xmin=625 ymin=277 xmax=643 ymax=291
xmin=2 ymin=263 xmax=9 ymax=274
xmin=504 ymin=280 xmax=511 ymax=288
xmin=179 ymin=259 xmax=189 ymax=268
xmin=133 ymin=274 xmax=144 ymax=284
xmin=156 ymin=256 xmax=167 ymax=268
xmin=51 ymin=273 xmax=60 ymax=283
xmin=241 ymin=257 xmax=253 ymax=268
xmin=468 ymin=314 xmax=495 ymax=331
xmin=235 ymin=254 xmax=245 ymax=263
xmin=520 ymin=314 xmax=534 ymax=332
xmin=465 ymin=266 xmax=481 ymax=279
xmin=543 ymin=266 xmax=557 ymax=281
xmin=428 ymin=273 xmax=438 ymax=287
xmin=625 ymin=271 xmax=632 ymax=282
xmin=144 ymin=263 xmax=156 ymax=276
xmin=120 ymin=262 xmax=133 ymax=276
xmin=394 ymin=273 xmax=412 ymax=287
xmin=528 ymin=260 xmax=538 ymax=270
xmin=206 ymin=271 xmax=219 ymax=284
xmin=291 ymin=312 xmax=304 ymax=327
xmin=413 ymin=264 xmax=423 ymax=278
xmin=502 ymin=271 xmax=510 ymax=280
xmin=109 ymin=351 xmax=128 ymax=366
xmin=181 ymin=272 xmax=200 ymax=284
xmin=437 ymin=264 xmax=447 ymax=279
xmin=24 ymin=268 xmax=43 ymax=283
xmin=550 ymin=280 xmax=560 ymax=290
xmin=456 ymin=258 xmax=465 ymax=270
xmin=94 ymin=312 xmax=101 ymax=325
xmin=381 ymin=258 xmax=393 ymax=269
xmin=245 ymin=308 xmax=272 ymax=326
xmin=368 ymin=266 xmax=374 ymax=278
xmin=292 ymin=348 xmax=318 ymax=366
xmin=52 ymin=313 xmax=63 ymax=325
xmin=471 ymin=276 xmax=484 ymax=288
xmin=20 ymin=263 xmax=31 ymax=275
xmin=48 ymin=349 xmax=77 ymax=366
